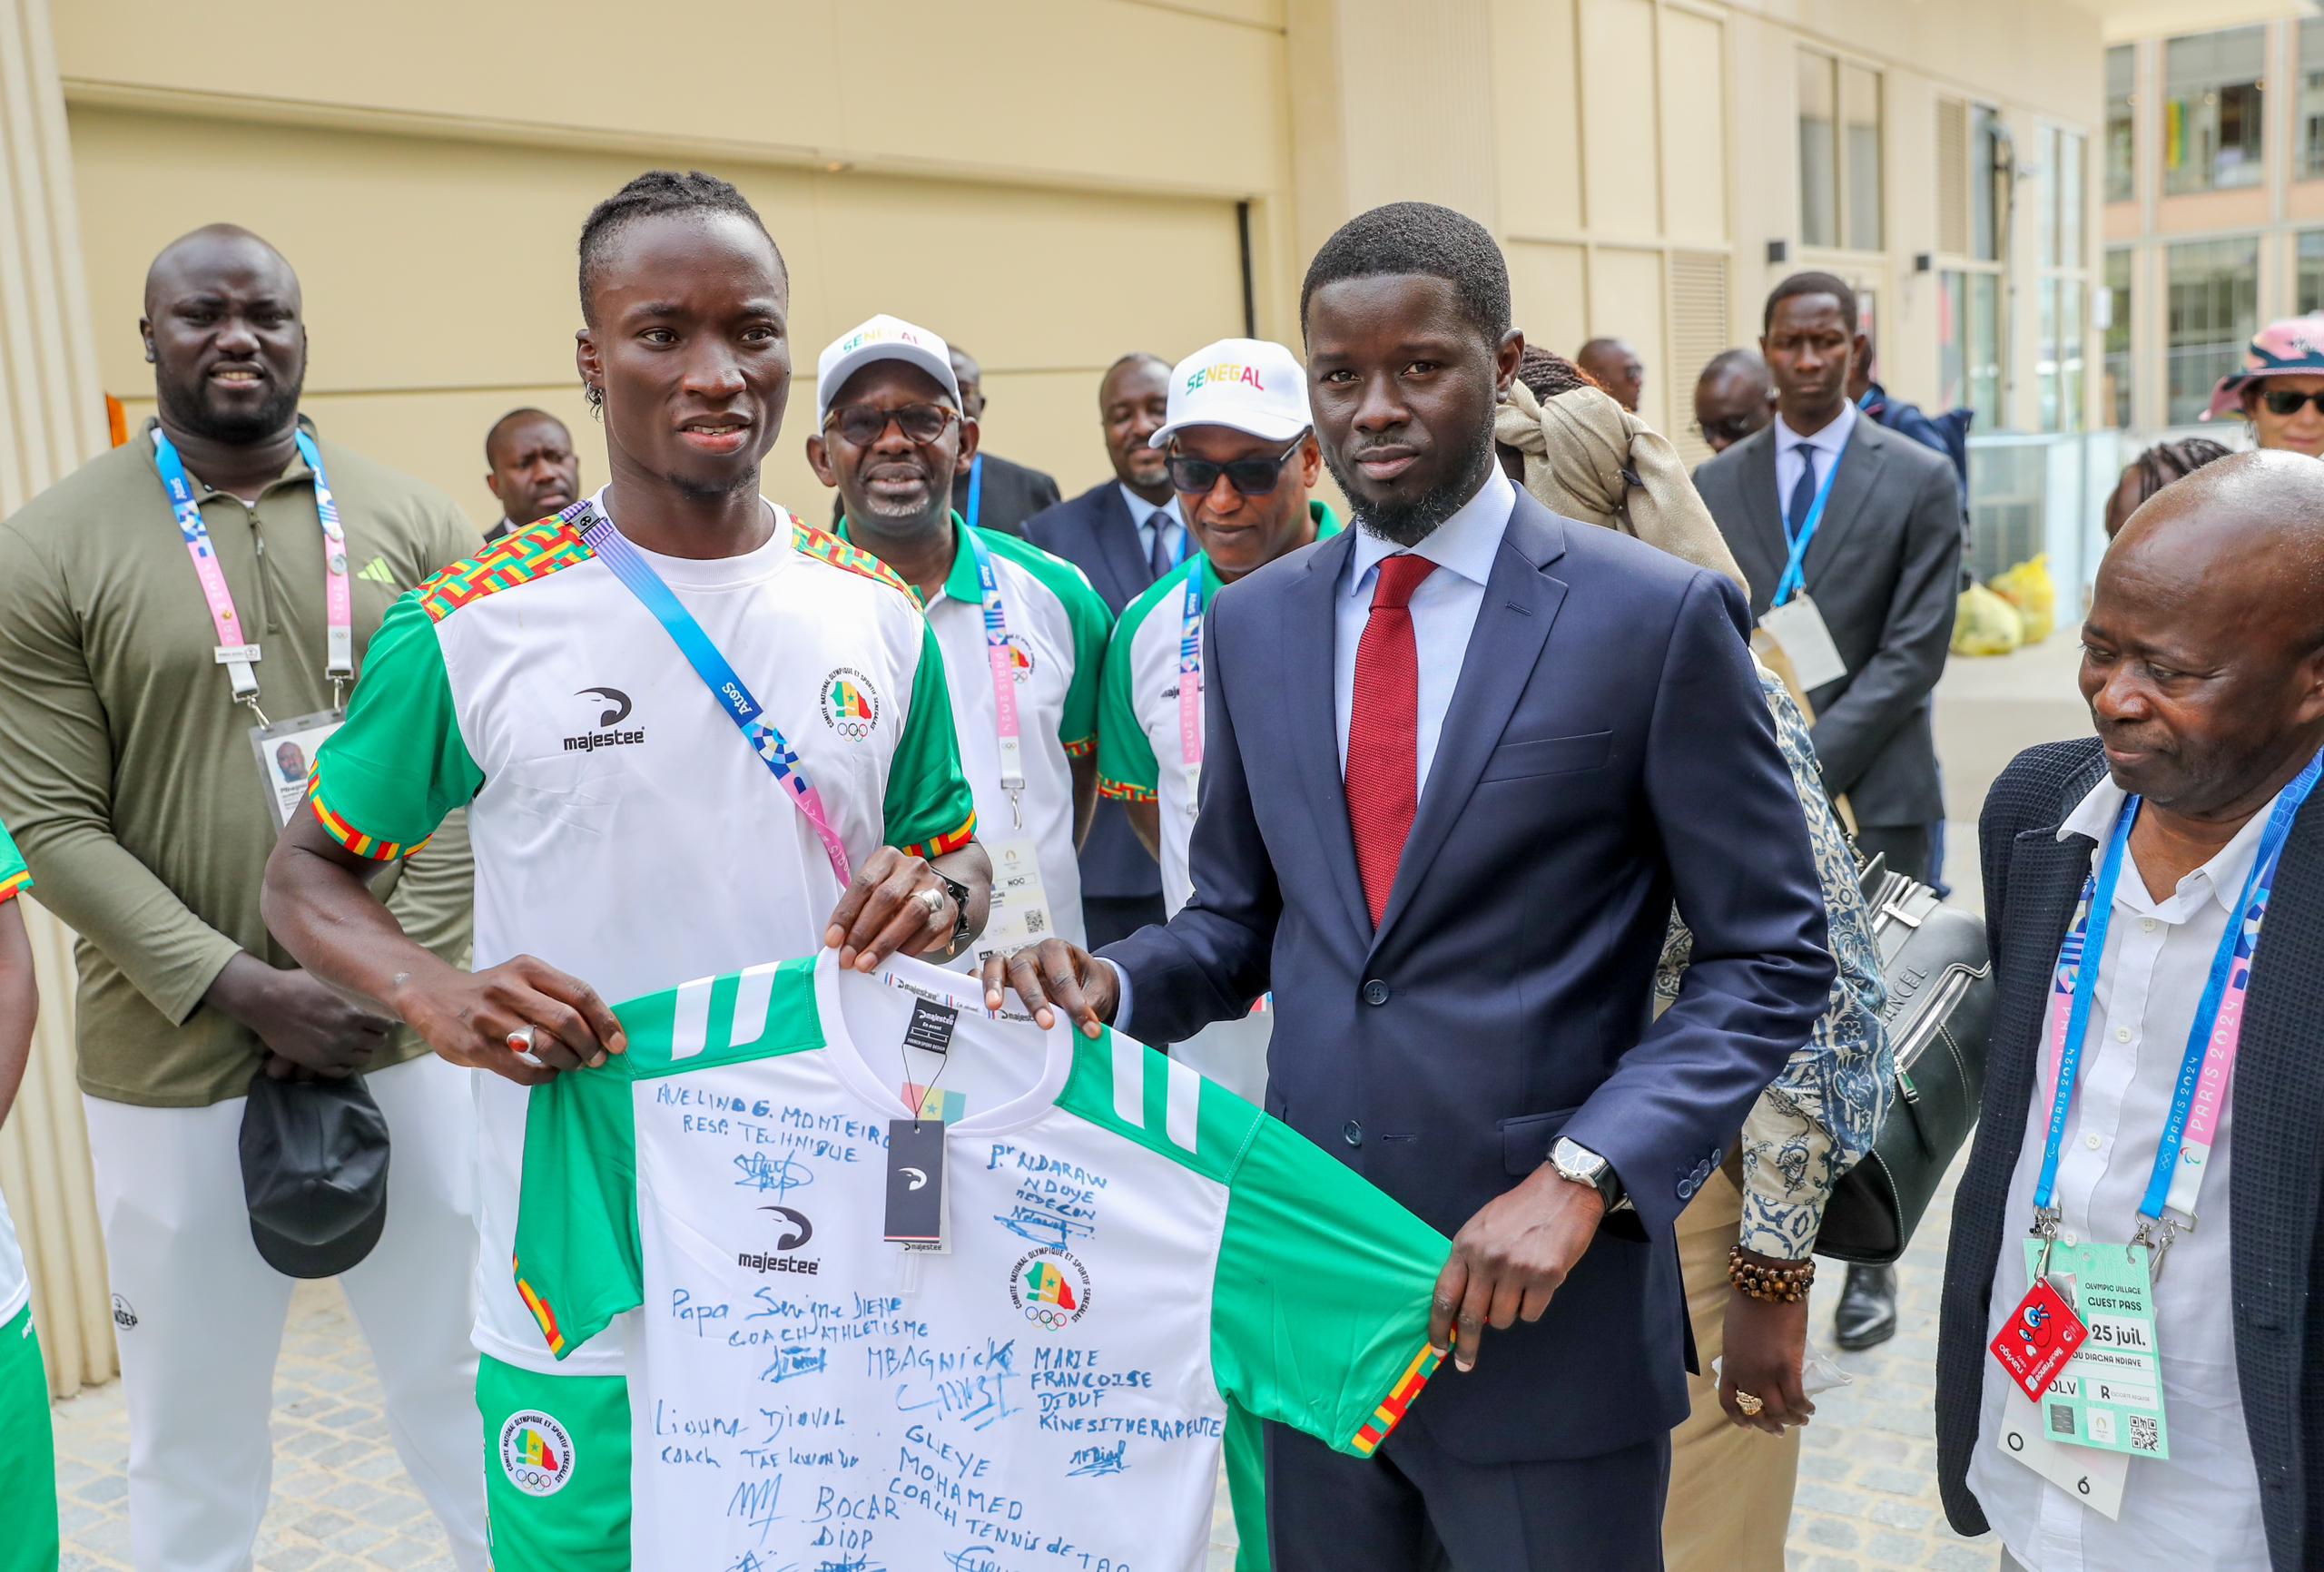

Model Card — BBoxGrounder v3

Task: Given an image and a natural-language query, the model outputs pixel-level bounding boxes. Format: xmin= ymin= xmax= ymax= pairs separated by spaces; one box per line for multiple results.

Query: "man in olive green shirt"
xmin=0 ymin=224 xmax=487 ymax=1571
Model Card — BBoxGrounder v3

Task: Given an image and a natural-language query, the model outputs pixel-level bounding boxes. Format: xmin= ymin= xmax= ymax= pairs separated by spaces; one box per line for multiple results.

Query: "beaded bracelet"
xmin=1727 ymin=1244 xmax=1817 ymax=1303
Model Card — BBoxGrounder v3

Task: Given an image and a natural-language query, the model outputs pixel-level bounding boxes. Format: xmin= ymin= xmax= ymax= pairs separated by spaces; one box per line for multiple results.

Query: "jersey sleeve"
xmin=1095 ymin=609 xmax=1159 ymax=802
xmin=308 ymin=594 xmax=484 ymax=860
xmin=1209 ymin=1116 xmax=1450 ymax=1459
xmin=883 ymin=618 xmax=979 ymax=859
xmin=511 ymin=1062 xmax=645 ymax=1361
xmin=1055 ymin=569 xmax=1113 ymax=758
xmin=0 ymin=819 xmax=28 ymax=903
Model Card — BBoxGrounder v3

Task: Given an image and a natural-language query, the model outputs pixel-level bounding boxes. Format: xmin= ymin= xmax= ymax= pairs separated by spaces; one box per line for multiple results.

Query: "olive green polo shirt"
xmin=0 ymin=420 xmax=483 ymax=1106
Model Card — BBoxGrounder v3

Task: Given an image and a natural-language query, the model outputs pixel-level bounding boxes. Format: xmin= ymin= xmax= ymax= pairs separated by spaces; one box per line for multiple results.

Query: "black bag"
xmin=1814 ymin=855 xmax=1995 ymax=1265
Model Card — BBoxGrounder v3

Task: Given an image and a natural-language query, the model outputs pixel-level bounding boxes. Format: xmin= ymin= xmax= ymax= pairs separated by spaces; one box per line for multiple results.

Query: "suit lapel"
xmin=1284 ymin=529 xmax=1374 ymax=940
xmin=1984 ymin=826 xmax=2100 ymax=1166
xmin=1372 ymin=501 xmax=1568 ymax=948
xmin=1096 ymin=486 xmax=1153 ymax=606
xmin=1737 ymin=431 xmax=1786 ymax=604
xmin=1800 ymin=421 xmax=1888 ymax=592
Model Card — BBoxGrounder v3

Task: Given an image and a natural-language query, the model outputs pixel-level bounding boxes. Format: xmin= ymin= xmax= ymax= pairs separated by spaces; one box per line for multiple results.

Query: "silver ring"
xmin=920 ymin=888 xmax=947 ymax=920
xmin=507 ymin=1026 xmax=537 ymax=1052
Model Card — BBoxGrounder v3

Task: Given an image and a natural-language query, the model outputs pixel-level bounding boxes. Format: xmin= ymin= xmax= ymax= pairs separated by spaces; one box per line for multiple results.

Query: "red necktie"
xmin=1345 ymin=554 xmax=1437 ymax=927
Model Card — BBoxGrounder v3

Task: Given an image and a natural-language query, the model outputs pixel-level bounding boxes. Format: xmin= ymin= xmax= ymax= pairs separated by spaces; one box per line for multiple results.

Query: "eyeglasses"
xmin=822 ymin=403 xmax=959 ymax=447
xmin=1693 ymin=413 xmax=1762 ymax=446
xmin=1165 ymin=438 xmax=1305 ymax=497
xmin=2260 ymin=388 xmax=2324 ymax=418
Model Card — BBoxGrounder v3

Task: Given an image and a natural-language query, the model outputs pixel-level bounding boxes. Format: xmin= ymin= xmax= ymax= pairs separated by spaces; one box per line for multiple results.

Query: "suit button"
xmin=1343 ymin=1120 xmax=1364 ymax=1148
xmin=1677 ymin=1176 xmax=1697 ymax=1199
xmin=1362 ymin=979 xmax=1391 ymax=1007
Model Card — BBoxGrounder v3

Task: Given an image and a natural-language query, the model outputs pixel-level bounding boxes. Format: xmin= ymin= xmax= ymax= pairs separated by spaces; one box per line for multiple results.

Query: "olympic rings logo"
xmin=1023 ymin=1306 xmax=1073 ymax=1330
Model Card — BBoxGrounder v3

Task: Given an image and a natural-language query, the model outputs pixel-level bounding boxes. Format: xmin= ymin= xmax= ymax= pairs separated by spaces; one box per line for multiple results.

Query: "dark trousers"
xmin=1854 ymin=825 xmax=1932 ymax=891
xmin=1082 ymin=892 xmax=1167 ymax=952
xmin=1264 ymin=1419 xmax=1670 ymax=1572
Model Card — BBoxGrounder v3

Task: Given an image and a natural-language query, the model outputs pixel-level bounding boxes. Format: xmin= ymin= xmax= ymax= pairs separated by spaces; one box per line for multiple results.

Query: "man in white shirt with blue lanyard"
xmin=809 ymin=315 xmax=1114 ymax=958
xmin=1938 ymin=452 xmax=2324 ymax=1572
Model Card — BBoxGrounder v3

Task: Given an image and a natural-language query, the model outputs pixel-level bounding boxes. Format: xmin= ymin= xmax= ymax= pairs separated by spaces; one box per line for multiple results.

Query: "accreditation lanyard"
xmin=961 ymin=526 xmax=1029 ymax=829
xmin=1772 ymin=433 xmax=1847 ymax=608
xmin=1177 ymin=565 xmax=1206 ymax=810
xmin=2033 ymin=750 xmax=2324 ymax=1275
xmin=153 ymin=427 xmax=353 ymax=722
xmin=566 ymin=496 xmax=853 ymax=892
xmin=963 ymin=454 xmax=984 ymax=534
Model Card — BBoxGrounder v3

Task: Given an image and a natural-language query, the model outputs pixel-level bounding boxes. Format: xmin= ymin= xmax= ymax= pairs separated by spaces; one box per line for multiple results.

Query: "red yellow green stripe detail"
xmin=305 ymin=774 xmax=429 ymax=862
xmin=0 ymin=870 xmax=28 ymax=904
xmin=514 ymin=1256 xmax=567 ymax=1357
xmin=793 ymin=522 xmax=913 ymax=598
xmin=1064 ymin=735 xmax=1097 ymax=759
xmin=417 ymin=518 xmax=594 ymax=623
xmin=1351 ymin=1341 xmax=1443 ymax=1456
xmin=1097 ymin=779 xmax=1157 ymax=803
xmin=899 ymin=810 xmax=978 ymax=861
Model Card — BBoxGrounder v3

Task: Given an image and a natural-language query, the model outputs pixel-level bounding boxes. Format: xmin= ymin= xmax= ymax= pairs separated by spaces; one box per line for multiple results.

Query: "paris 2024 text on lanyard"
xmin=961 ymin=526 xmax=1058 ymax=962
xmin=1986 ymin=749 xmax=2322 ymax=1517
xmin=154 ymin=426 xmax=354 ymax=830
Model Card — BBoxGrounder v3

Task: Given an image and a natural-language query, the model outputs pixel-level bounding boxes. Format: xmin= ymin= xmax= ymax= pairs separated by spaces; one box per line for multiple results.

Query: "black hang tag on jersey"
xmin=902 ymin=997 xmax=959 ymax=1057
xmin=885 ymin=1119 xmax=946 ymax=1244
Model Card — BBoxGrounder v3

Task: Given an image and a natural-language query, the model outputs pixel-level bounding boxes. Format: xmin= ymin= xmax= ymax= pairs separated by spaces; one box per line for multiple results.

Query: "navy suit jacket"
xmin=1107 ymin=488 xmax=1836 ymax=1462
xmin=1026 ymin=481 xmax=1166 ymax=901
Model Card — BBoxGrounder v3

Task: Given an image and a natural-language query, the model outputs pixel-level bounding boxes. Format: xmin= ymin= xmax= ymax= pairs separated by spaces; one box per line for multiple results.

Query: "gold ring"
xmin=1734 ymin=1390 xmax=1765 ymax=1417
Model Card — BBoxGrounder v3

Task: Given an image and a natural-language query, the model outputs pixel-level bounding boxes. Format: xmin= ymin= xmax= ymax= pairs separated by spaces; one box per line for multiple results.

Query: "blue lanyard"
xmin=2034 ymin=752 xmax=2323 ymax=1227
xmin=1773 ymin=434 xmax=1847 ymax=607
xmin=564 ymin=496 xmax=854 ymax=890
xmin=964 ymin=454 xmax=984 ymax=534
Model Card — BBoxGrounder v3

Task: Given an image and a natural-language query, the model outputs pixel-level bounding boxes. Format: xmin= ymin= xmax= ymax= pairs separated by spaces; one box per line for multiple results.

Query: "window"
xmin=1799 ymin=50 xmax=1883 ymax=251
xmin=2106 ymin=44 xmax=2136 ymax=203
xmin=1942 ymin=270 xmax=2004 ymax=432
xmin=2166 ymin=237 xmax=2260 ymax=423
xmin=2104 ymin=248 xmax=2132 ymax=428
xmin=2302 ymin=21 xmax=2324 ymax=180
xmin=2163 ymin=28 xmax=2266 ymax=195
xmin=2300 ymin=231 xmax=2324 ymax=315
xmin=1973 ymin=104 xmax=2004 ymax=263
xmin=2036 ymin=128 xmax=2090 ymax=431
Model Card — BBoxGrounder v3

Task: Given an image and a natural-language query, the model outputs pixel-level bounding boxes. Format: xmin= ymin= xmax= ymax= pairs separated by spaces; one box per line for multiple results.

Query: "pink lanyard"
xmin=1177 ymin=566 xmax=1205 ymax=814
xmin=153 ymin=427 xmax=353 ymax=722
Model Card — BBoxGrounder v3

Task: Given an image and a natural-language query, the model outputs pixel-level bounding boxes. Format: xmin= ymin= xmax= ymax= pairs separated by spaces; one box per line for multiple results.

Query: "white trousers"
xmin=84 ymin=1051 xmax=487 ymax=1572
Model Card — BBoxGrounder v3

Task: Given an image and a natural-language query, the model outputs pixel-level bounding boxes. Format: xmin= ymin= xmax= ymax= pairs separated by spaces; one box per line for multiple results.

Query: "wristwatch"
xmin=931 ymin=867 xmax=974 ymax=954
xmin=1551 ymin=1136 xmax=1629 ymax=1212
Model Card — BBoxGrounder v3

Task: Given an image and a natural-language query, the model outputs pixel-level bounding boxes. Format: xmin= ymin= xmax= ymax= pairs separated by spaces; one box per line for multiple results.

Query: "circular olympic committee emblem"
xmin=819 ymin=667 xmax=881 ymax=740
xmin=1009 ymin=1246 xmax=1092 ymax=1331
xmin=498 ymin=1409 xmax=576 ymax=1497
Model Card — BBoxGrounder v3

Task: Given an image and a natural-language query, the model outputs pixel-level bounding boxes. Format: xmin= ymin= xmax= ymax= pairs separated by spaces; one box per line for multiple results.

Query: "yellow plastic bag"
xmin=1989 ymin=554 xmax=2057 ymax=644
xmin=1952 ymin=582 xmax=2024 ymax=657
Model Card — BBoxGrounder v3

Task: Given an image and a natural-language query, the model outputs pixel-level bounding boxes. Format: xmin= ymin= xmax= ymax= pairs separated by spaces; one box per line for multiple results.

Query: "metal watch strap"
xmin=933 ymin=868 xmax=973 ymax=951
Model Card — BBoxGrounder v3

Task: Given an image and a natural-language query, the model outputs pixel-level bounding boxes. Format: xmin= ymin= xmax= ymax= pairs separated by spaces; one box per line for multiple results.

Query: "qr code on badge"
xmin=2048 ymin=1403 xmax=2077 ymax=1438
xmin=1024 ymin=909 xmax=1047 ymax=935
xmin=2131 ymin=1415 xmax=2161 ymax=1453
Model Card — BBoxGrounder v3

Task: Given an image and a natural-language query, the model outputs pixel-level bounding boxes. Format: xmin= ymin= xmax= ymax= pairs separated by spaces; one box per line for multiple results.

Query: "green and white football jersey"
xmin=0 ymin=820 xmax=29 ymax=1326
xmin=510 ymin=948 xmax=1446 ymax=1568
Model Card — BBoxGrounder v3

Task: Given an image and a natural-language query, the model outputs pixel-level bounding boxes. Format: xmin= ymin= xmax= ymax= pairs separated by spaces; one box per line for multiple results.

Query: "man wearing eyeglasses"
xmin=1094 ymin=338 xmax=1340 ymax=1102
xmin=1692 ymin=349 xmax=1776 ymax=457
xmin=810 ymin=315 xmax=1113 ymax=956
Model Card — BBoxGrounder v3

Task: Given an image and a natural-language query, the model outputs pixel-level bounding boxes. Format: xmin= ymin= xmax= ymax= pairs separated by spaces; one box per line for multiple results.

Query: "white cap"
xmin=1150 ymin=338 xmax=1311 ymax=448
xmin=816 ymin=314 xmax=960 ymax=425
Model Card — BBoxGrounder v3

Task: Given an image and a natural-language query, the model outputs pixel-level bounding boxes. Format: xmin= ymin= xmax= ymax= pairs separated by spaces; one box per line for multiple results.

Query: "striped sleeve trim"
xmin=513 ymin=1255 xmax=568 ymax=1358
xmin=1097 ymin=779 xmax=1157 ymax=803
xmin=1350 ymin=1341 xmax=1443 ymax=1456
xmin=0 ymin=870 xmax=28 ymax=904
xmin=793 ymin=522 xmax=915 ymax=598
xmin=305 ymin=774 xmax=431 ymax=862
xmin=897 ymin=810 xmax=978 ymax=861
xmin=1064 ymin=735 xmax=1097 ymax=759
xmin=416 ymin=519 xmax=593 ymax=623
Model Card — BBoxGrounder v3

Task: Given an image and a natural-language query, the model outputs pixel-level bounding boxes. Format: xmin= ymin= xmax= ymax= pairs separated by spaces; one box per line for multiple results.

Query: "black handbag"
xmin=1813 ymin=855 xmax=1996 ymax=1266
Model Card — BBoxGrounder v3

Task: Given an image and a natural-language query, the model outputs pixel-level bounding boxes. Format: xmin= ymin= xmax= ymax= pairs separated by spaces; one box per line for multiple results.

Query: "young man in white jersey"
xmin=809 ymin=314 xmax=1113 ymax=958
xmin=0 ymin=820 xmax=58 ymax=1572
xmin=1095 ymin=337 xmax=1339 ymax=1102
xmin=261 ymin=172 xmax=993 ymax=1565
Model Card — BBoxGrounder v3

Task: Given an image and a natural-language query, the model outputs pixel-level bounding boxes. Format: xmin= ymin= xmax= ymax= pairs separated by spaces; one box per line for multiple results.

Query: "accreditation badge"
xmin=975 ymin=832 xmax=1058 ymax=965
xmin=1758 ymin=594 xmax=1848 ymax=692
xmin=248 ymin=710 xmax=344 ymax=830
xmin=2014 ymin=1239 xmax=2170 ymax=1460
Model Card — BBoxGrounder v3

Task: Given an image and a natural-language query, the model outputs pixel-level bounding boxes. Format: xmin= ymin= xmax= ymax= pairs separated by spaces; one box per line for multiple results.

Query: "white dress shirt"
xmin=1966 ymin=772 xmax=2276 ymax=1572
xmin=1772 ymin=398 xmax=1857 ymax=545
xmin=1333 ymin=467 xmax=1516 ymax=791
xmin=1118 ymin=484 xmax=1185 ymax=573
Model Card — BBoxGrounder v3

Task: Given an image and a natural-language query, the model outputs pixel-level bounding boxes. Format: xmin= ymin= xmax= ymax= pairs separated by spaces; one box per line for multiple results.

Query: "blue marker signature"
xmin=734 ymin=1150 xmax=817 ymax=1199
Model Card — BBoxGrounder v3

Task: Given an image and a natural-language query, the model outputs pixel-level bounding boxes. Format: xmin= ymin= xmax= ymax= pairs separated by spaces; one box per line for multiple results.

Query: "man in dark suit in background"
xmin=947 ymin=343 xmax=1060 ymax=538
xmin=1938 ymin=454 xmax=2324 ymax=1572
xmin=1696 ymin=270 xmax=1963 ymax=1356
xmin=1025 ymin=351 xmax=1183 ymax=947
xmin=987 ymin=201 xmax=1835 ymax=1572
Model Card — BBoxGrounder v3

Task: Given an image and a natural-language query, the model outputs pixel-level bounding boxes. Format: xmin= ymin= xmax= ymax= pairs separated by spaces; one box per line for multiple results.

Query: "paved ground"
xmin=51 ymin=636 xmax=2083 ymax=1569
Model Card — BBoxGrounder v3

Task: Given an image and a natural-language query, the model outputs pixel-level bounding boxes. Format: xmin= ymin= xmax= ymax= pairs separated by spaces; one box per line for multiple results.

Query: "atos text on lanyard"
xmin=154 ymin=427 xmax=353 ymax=722
xmin=567 ymin=497 xmax=854 ymax=892
xmin=1177 ymin=566 xmax=1206 ymax=816
xmin=964 ymin=527 xmax=1030 ymax=829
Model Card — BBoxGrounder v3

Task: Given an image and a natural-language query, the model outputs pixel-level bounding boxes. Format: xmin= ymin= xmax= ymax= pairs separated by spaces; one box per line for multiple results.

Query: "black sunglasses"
xmin=823 ymin=402 xmax=959 ymax=447
xmin=1694 ymin=413 xmax=1762 ymax=445
xmin=1166 ymin=437 xmax=1305 ymax=497
xmin=2260 ymin=388 xmax=2324 ymax=418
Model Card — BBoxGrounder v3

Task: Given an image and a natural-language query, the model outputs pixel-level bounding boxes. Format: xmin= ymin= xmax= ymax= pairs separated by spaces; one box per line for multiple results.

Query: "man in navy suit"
xmin=986 ymin=202 xmax=1835 ymax=1570
xmin=1024 ymin=353 xmax=1186 ymax=948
